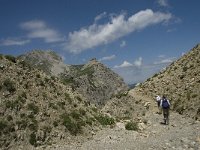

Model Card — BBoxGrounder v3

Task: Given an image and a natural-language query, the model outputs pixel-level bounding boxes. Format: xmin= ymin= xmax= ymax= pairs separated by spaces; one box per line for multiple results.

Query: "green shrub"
xmin=17 ymin=93 xmax=26 ymax=103
xmin=65 ymin=93 xmax=72 ymax=102
xmin=95 ymin=115 xmax=115 ymax=126
xmin=0 ymin=120 xmax=7 ymax=130
xmin=79 ymin=108 xmax=86 ymax=116
xmin=16 ymin=120 xmax=27 ymax=130
xmin=152 ymin=73 xmax=158 ymax=78
xmin=76 ymin=96 xmax=82 ymax=102
xmin=182 ymin=66 xmax=188 ymax=72
xmin=125 ymin=121 xmax=139 ymax=131
xmin=91 ymin=107 xmax=98 ymax=113
xmin=186 ymin=92 xmax=191 ymax=101
xmin=29 ymin=132 xmax=37 ymax=146
xmin=5 ymin=100 xmax=22 ymax=110
xmin=60 ymin=114 xmax=82 ymax=135
xmin=124 ymin=110 xmax=130 ymax=115
xmin=53 ymin=121 xmax=59 ymax=127
xmin=20 ymin=113 xmax=26 ymax=118
xmin=27 ymin=103 xmax=39 ymax=114
xmin=7 ymin=115 xmax=13 ymax=121
xmin=42 ymin=92 xmax=48 ymax=99
xmin=49 ymin=102 xmax=58 ymax=110
xmin=192 ymin=94 xmax=198 ymax=98
xmin=70 ymin=111 xmax=81 ymax=120
xmin=116 ymin=91 xmax=128 ymax=99
xmin=28 ymin=121 xmax=38 ymax=131
xmin=5 ymin=55 xmax=16 ymax=63
xmin=86 ymin=117 xmax=95 ymax=126
xmin=43 ymin=125 xmax=52 ymax=134
xmin=3 ymin=78 xmax=16 ymax=93
xmin=51 ymin=76 xmax=56 ymax=81
xmin=61 ymin=76 xmax=75 ymax=85
xmin=57 ymin=101 xmax=65 ymax=109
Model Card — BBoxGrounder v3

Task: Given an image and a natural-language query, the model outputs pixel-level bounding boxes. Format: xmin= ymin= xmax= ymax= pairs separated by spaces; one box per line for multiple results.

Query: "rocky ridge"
xmin=135 ymin=44 xmax=200 ymax=120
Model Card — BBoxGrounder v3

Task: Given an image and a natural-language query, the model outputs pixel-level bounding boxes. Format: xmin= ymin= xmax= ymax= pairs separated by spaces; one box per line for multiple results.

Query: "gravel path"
xmin=44 ymin=91 xmax=200 ymax=150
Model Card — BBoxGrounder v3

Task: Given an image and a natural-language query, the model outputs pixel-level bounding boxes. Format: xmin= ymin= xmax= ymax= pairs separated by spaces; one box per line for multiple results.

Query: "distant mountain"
xmin=135 ymin=44 xmax=200 ymax=120
xmin=19 ymin=51 xmax=129 ymax=106
xmin=60 ymin=58 xmax=129 ymax=106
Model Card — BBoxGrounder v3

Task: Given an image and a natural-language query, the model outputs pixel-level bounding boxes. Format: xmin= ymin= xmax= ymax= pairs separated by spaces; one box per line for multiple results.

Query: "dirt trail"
xmin=45 ymin=90 xmax=200 ymax=150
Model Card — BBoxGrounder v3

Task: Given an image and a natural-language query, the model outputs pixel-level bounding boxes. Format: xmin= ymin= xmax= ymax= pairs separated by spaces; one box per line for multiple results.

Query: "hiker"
xmin=155 ymin=95 xmax=161 ymax=114
xmin=160 ymin=96 xmax=170 ymax=125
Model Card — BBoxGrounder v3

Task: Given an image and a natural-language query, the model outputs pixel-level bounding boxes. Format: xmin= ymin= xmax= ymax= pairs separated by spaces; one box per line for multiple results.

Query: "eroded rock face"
xmin=135 ymin=44 xmax=200 ymax=120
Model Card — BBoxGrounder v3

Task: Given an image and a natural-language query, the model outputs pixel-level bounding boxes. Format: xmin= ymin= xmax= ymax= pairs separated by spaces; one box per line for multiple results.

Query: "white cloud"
xmin=158 ymin=55 xmax=165 ymax=58
xmin=134 ymin=57 xmax=142 ymax=67
xmin=120 ymin=40 xmax=126 ymax=47
xmin=95 ymin=12 xmax=107 ymax=22
xmin=20 ymin=20 xmax=64 ymax=43
xmin=167 ymin=28 xmax=176 ymax=33
xmin=99 ymin=55 xmax=116 ymax=61
xmin=0 ymin=38 xmax=30 ymax=46
xmin=154 ymin=57 xmax=176 ymax=65
xmin=157 ymin=0 xmax=168 ymax=7
xmin=114 ymin=57 xmax=143 ymax=69
xmin=114 ymin=61 xmax=133 ymax=68
xmin=65 ymin=9 xmax=172 ymax=54
xmin=113 ymin=61 xmax=173 ymax=84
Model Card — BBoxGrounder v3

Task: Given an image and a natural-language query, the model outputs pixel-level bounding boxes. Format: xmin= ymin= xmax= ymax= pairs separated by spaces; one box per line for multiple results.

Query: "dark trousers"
xmin=163 ymin=108 xmax=170 ymax=124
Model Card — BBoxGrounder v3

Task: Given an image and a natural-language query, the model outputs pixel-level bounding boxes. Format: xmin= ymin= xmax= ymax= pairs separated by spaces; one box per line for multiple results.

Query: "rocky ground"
xmin=30 ymin=89 xmax=200 ymax=150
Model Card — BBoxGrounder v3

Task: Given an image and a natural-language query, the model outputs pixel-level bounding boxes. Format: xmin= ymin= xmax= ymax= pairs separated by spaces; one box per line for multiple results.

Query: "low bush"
xmin=57 ymin=101 xmax=65 ymax=109
xmin=29 ymin=132 xmax=37 ymax=146
xmin=3 ymin=78 xmax=16 ymax=93
xmin=5 ymin=55 xmax=16 ymax=63
xmin=95 ymin=114 xmax=115 ymax=126
xmin=0 ymin=120 xmax=7 ymax=130
xmin=125 ymin=121 xmax=139 ymax=131
xmin=27 ymin=103 xmax=39 ymax=114
xmin=65 ymin=93 xmax=72 ymax=104
xmin=86 ymin=117 xmax=95 ymax=126
xmin=60 ymin=114 xmax=82 ymax=135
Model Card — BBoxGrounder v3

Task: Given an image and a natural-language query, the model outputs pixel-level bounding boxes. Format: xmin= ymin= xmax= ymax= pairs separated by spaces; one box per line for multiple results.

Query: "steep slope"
xmin=135 ymin=44 xmax=200 ymax=120
xmin=61 ymin=58 xmax=129 ymax=106
xmin=0 ymin=55 xmax=116 ymax=149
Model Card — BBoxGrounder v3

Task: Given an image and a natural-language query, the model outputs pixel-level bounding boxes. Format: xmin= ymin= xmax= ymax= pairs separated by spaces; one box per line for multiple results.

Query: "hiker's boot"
xmin=164 ymin=118 xmax=167 ymax=124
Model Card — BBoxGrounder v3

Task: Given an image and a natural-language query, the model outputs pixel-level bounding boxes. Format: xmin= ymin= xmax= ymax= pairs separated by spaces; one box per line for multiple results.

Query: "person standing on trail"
xmin=155 ymin=95 xmax=161 ymax=114
xmin=160 ymin=96 xmax=170 ymax=125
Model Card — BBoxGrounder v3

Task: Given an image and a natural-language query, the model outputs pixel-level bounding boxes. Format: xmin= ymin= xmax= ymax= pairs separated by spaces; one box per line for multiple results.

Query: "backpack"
xmin=162 ymin=99 xmax=169 ymax=109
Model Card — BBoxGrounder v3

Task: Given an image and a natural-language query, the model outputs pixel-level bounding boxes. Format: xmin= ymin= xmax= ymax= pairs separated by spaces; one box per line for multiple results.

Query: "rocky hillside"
xmin=60 ymin=58 xmax=129 ymax=106
xmin=135 ymin=44 xmax=200 ymax=120
xmin=20 ymin=50 xmax=129 ymax=106
xmin=0 ymin=54 xmax=128 ymax=149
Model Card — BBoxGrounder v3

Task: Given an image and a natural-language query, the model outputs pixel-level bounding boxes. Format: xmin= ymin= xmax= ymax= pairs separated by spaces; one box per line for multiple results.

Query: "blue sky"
xmin=0 ymin=0 xmax=200 ymax=84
